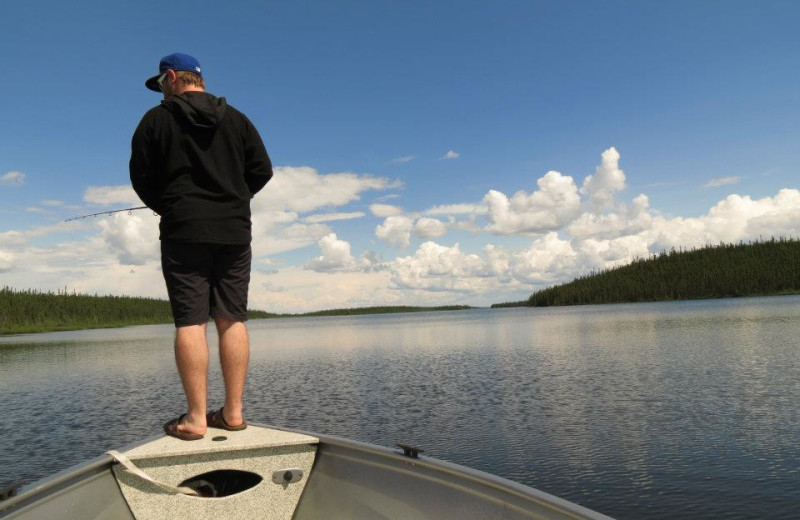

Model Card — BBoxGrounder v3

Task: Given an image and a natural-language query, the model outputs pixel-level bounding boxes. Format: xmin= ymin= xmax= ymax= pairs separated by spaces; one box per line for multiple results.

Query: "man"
xmin=130 ymin=53 xmax=272 ymax=440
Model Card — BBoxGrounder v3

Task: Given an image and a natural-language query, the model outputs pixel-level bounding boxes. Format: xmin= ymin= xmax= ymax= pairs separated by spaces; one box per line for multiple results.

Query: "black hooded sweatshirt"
xmin=130 ymin=91 xmax=272 ymax=244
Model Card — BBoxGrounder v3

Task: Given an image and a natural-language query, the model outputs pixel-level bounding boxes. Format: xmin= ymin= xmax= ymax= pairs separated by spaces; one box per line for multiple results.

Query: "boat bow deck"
xmin=113 ymin=425 xmax=319 ymax=520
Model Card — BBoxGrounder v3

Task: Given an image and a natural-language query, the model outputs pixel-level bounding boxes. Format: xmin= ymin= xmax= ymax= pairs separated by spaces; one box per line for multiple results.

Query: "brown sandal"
xmin=206 ymin=408 xmax=247 ymax=431
xmin=163 ymin=414 xmax=204 ymax=441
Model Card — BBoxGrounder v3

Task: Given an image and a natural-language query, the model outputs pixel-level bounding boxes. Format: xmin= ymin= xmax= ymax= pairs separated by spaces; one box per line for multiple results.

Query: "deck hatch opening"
xmin=179 ymin=470 xmax=262 ymax=498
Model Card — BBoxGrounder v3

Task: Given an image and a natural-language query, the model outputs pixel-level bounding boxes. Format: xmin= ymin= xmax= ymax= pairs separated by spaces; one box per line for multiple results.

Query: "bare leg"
xmin=216 ymin=318 xmax=249 ymax=427
xmin=174 ymin=324 xmax=209 ymax=435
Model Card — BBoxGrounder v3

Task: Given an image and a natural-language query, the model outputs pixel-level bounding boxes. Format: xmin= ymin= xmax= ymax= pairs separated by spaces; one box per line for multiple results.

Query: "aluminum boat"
xmin=0 ymin=423 xmax=613 ymax=519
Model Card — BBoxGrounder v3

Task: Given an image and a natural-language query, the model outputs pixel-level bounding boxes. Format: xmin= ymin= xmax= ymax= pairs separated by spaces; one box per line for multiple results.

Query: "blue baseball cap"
xmin=145 ymin=53 xmax=203 ymax=92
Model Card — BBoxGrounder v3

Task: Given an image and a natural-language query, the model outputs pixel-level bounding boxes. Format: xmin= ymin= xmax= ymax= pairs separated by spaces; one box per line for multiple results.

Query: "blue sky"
xmin=1 ymin=1 xmax=799 ymax=312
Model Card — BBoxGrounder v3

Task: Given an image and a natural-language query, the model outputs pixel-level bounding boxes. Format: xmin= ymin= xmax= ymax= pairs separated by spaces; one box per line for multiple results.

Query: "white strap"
xmin=107 ymin=450 xmax=199 ymax=497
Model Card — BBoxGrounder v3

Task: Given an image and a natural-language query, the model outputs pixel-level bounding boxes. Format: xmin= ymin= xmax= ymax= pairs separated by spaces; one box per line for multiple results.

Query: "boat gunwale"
xmin=0 ymin=433 xmax=165 ymax=514
xmin=260 ymin=422 xmax=614 ymax=520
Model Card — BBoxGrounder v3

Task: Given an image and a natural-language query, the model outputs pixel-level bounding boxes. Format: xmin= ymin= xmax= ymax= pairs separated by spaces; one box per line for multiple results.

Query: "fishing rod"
xmin=64 ymin=206 xmax=150 ymax=222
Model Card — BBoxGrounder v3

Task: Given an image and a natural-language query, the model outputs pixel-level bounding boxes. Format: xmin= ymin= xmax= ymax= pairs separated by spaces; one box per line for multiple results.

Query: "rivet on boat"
xmin=272 ymin=468 xmax=304 ymax=485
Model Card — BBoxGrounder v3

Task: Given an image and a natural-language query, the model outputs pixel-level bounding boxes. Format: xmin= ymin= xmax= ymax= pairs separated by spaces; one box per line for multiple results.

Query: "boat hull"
xmin=0 ymin=424 xmax=613 ymax=520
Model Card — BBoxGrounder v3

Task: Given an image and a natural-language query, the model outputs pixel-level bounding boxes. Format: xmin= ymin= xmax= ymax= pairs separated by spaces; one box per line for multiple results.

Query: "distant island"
xmin=493 ymin=237 xmax=800 ymax=308
xmin=0 ymin=287 xmax=470 ymax=335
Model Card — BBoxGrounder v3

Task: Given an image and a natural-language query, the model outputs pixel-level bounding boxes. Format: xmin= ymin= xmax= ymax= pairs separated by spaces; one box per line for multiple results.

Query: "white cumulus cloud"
xmin=443 ymin=150 xmax=461 ymax=160
xmin=484 ymin=171 xmax=581 ymax=235
xmin=568 ymin=194 xmax=653 ymax=239
xmin=98 ymin=212 xmax=160 ymax=265
xmin=581 ymin=147 xmax=626 ymax=210
xmin=305 ymin=233 xmax=357 ymax=272
xmin=304 ymin=233 xmax=386 ymax=273
xmin=744 ymin=189 xmax=800 ymax=238
xmin=575 ymin=235 xmax=650 ymax=269
xmin=413 ymin=217 xmax=448 ymax=239
xmin=509 ymin=233 xmax=580 ymax=284
xmin=675 ymin=189 xmax=800 ymax=245
xmin=376 ymin=215 xmax=415 ymax=248
xmin=391 ymin=242 xmax=487 ymax=292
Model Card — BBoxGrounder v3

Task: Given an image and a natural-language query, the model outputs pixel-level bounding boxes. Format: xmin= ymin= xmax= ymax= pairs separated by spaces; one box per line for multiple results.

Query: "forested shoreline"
xmin=5 ymin=238 xmax=797 ymax=333
xmin=493 ymin=238 xmax=800 ymax=308
xmin=0 ymin=287 xmax=471 ymax=335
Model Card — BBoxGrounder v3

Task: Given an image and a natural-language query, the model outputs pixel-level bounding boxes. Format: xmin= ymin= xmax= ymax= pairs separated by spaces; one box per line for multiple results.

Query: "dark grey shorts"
xmin=161 ymin=240 xmax=252 ymax=327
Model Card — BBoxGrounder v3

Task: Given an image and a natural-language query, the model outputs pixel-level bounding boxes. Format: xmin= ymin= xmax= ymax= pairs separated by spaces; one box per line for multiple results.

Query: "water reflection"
xmin=1 ymin=297 xmax=799 ymax=519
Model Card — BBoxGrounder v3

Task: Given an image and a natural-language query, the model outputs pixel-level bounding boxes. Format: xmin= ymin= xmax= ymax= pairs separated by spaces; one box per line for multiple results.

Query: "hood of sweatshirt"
xmin=164 ymin=92 xmax=227 ymax=129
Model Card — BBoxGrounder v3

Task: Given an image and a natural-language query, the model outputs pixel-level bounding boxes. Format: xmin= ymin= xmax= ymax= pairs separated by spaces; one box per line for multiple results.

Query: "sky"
xmin=1 ymin=1 xmax=799 ymax=313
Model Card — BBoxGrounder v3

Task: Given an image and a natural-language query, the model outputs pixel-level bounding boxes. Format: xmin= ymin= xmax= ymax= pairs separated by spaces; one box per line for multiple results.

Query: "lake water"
xmin=1 ymin=296 xmax=799 ymax=519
